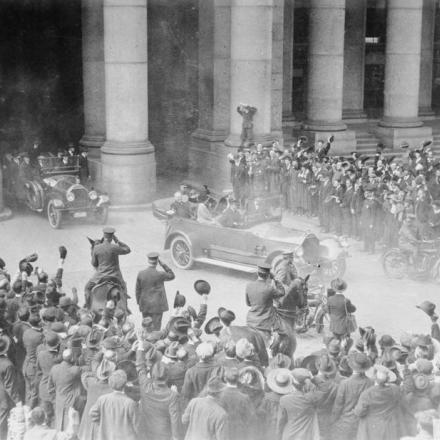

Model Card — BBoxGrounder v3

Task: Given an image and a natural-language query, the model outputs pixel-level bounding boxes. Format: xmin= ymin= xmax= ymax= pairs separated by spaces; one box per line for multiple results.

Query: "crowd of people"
xmin=228 ymin=137 xmax=440 ymax=254
xmin=0 ymin=227 xmax=439 ymax=440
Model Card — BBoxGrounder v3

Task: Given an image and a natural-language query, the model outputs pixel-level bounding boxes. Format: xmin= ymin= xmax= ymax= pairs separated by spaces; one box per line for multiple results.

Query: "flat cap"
xmin=103 ymin=227 xmax=115 ymax=234
xmin=147 ymin=252 xmax=159 ymax=260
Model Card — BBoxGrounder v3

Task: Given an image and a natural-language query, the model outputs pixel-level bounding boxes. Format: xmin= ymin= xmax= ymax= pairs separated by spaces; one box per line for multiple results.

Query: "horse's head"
xmin=290 ymin=275 xmax=310 ymax=297
xmin=87 ymin=237 xmax=103 ymax=250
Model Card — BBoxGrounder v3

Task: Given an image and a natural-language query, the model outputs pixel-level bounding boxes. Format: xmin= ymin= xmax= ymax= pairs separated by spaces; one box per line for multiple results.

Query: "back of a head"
xmin=224 ymin=367 xmax=239 ymax=385
xmin=30 ymin=406 xmax=46 ymax=426
xmin=109 ymin=369 xmax=128 ymax=391
xmin=224 ymin=340 xmax=236 ymax=358
xmin=196 ymin=342 xmax=214 ymax=360
xmin=62 ymin=349 xmax=73 ymax=363
xmin=28 ymin=314 xmax=41 ymax=327
xmin=18 ymin=306 xmax=30 ymax=322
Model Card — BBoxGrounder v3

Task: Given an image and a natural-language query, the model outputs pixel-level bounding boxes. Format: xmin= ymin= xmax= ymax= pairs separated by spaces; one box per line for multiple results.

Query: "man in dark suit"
xmin=84 ymin=227 xmax=131 ymax=308
xmin=245 ymin=263 xmax=284 ymax=346
xmin=135 ymin=252 xmax=175 ymax=330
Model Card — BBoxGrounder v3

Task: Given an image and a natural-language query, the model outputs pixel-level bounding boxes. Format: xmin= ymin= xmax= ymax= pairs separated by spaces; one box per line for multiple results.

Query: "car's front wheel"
xmin=47 ymin=200 xmax=62 ymax=229
xmin=170 ymin=235 xmax=194 ymax=270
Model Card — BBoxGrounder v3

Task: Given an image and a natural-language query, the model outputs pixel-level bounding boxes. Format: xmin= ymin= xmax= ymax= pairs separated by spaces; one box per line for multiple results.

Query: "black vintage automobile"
xmin=9 ymin=155 xmax=110 ymax=229
xmin=153 ymin=183 xmax=348 ymax=282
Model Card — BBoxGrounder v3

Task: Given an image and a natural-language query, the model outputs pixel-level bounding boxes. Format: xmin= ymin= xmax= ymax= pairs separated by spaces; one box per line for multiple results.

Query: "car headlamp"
xmin=53 ymin=199 xmax=64 ymax=208
xmin=89 ymin=190 xmax=98 ymax=200
xmin=66 ymin=192 xmax=75 ymax=202
xmin=99 ymin=194 xmax=109 ymax=203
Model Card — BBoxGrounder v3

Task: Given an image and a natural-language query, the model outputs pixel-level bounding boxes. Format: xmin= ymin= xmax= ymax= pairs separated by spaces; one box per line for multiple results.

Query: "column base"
xmin=224 ymin=133 xmax=277 ymax=148
xmin=190 ymin=134 xmax=235 ymax=192
xmin=342 ymin=109 xmax=368 ymax=122
xmin=101 ymin=140 xmax=156 ymax=205
xmin=80 ymin=134 xmax=105 ymax=153
xmin=419 ymin=107 xmax=436 ymax=119
xmin=378 ymin=117 xmax=423 ymax=129
xmin=373 ymin=125 xmax=433 ymax=150
xmin=0 ymin=207 xmax=12 ymax=222
xmin=303 ymin=120 xmax=347 ymax=132
xmin=299 ymin=129 xmax=357 ymax=155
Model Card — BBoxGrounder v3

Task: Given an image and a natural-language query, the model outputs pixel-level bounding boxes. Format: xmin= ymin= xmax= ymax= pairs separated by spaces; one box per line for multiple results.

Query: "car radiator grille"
xmin=70 ymin=188 xmax=89 ymax=208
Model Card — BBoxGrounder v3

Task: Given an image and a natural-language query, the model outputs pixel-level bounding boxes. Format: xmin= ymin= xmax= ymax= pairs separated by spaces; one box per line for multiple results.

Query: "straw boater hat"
xmin=266 ymin=368 xmax=294 ymax=395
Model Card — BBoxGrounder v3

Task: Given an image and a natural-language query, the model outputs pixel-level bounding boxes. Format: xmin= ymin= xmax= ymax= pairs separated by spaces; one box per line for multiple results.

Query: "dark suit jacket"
xmin=135 ymin=265 xmax=175 ymax=313
xmin=327 ymin=293 xmax=356 ymax=336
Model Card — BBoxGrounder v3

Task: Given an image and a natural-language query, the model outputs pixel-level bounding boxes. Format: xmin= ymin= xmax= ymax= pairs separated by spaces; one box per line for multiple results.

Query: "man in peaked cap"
xmin=135 ymin=252 xmax=175 ymax=330
xmin=245 ymin=263 xmax=284 ymax=347
xmin=84 ymin=227 xmax=131 ymax=309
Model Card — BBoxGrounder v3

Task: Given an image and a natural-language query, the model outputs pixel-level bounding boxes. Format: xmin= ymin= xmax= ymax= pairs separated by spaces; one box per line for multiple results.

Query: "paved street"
xmin=1 ymin=208 xmax=438 ymax=356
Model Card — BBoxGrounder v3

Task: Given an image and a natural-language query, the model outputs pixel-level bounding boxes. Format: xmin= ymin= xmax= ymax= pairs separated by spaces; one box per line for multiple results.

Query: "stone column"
xmin=271 ymin=0 xmax=284 ymax=142
xmin=419 ymin=0 xmax=436 ymax=116
xmin=189 ymin=0 xmax=231 ymax=188
xmin=342 ymin=0 xmax=367 ymax=120
xmin=225 ymin=0 xmax=275 ymax=148
xmin=282 ymin=0 xmax=295 ymax=126
xmin=80 ymin=0 xmax=106 ymax=157
xmin=376 ymin=0 xmax=432 ymax=148
xmin=0 ymin=167 xmax=11 ymax=221
xmin=101 ymin=0 xmax=156 ymax=205
xmin=303 ymin=0 xmax=355 ymax=154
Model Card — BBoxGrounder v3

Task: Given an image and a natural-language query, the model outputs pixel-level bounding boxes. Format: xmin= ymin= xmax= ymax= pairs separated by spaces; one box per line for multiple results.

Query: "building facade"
xmin=1 ymin=0 xmax=440 ymax=214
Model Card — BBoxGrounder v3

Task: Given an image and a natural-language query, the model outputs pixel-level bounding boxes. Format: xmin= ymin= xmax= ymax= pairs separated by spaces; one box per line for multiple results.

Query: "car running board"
xmin=195 ymin=257 xmax=257 ymax=273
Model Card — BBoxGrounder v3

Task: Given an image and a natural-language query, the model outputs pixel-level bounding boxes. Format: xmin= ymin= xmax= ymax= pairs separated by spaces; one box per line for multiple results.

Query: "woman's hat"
xmin=413 ymin=373 xmax=430 ymax=391
xmin=194 ymin=280 xmax=211 ymax=295
xmin=267 ymin=368 xmax=294 ymax=395
xmin=96 ymin=358 xmax=116 ymax=381
xmin=373 ymin=365 xmax=397 ymax=384
xmin=348 ymin=352 xmax=372 ymax=372
xmin=330 ymin=278 xmax=347 ymax=292
xmin=164 ymin=341 xmax=180 ymax=360
xmin=218 ymin=307 xmax=236 ymax=325
xmin=238 ymin=366 xmax=265 ymax=391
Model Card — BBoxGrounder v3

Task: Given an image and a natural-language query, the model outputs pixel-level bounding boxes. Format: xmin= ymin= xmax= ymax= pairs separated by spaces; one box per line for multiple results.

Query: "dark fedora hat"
xmin=330 ymin=278 xmax=347 ymax=292
xmin=218 ymin=307 xmax=236 ymax=325
xmin=164 ymin=341 xmax=180 ymax=360
xmin=173 ymin=291 xmax=186 ymax=308
xmin=116 ymin=360 xmax=138 ymax=383
xmin=194 ymin=280 xmax=211 ymax=295
xmin=417 ymin=301 xmax=436 ymax=317
xmin=204 ymin=317 xmax=223 ymax=335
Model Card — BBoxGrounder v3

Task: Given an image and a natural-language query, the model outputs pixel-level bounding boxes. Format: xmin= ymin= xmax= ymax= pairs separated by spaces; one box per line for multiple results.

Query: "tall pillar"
xmin=303 ymin=0 xmax=355 ymax=154
xmin=282 ymin=0 xmax=295 ymax=126
xmin=101 ymin=0 xmax=156 ymax=205
xmin=0 ymin=167 xmax=11 ymax=221
xmin=271 ymin=0 xmax=284 ymax=142
xmin=342 ymin=0 xmax=367 ymax=120
xmin=189 ymin=0 xmax=231 ymax=189
xmin=225 ymin=0 xmax=275 ymax=147
xmin=376 ymin=0 xmax=432 ymax=148
xmin=80 ymin=0 xmax=106 ymax=157
xmin=419 ymin=0 xmax=436 ymax=116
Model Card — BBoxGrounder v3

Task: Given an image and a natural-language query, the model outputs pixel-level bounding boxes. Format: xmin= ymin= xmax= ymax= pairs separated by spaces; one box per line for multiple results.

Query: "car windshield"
xmin=43 ymin=175 xmax=77 ymax=191
xmin=248 ymin=222 xmax=308 ymax=244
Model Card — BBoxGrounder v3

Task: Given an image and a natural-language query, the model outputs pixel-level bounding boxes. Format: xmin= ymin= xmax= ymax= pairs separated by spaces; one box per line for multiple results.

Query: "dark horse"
xmin=270 ymin=275 xmax=309 ymax=359
xmin=87 ymin=237 xmax=128 ymax=314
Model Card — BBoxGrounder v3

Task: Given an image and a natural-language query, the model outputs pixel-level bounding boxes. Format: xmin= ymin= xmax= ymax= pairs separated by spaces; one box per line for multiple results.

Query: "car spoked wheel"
xmin=170 ymin=236 xmax=194 ymax=269
xmin=47 ymin=200 xmax=62 ymax=229
xmin=382 ymin=249 xmax=407 ymax=279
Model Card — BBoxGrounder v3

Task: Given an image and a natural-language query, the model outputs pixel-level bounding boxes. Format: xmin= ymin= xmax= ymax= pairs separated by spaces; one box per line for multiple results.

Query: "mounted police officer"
xmin=84 ymin=227 xmax=131 ymax=308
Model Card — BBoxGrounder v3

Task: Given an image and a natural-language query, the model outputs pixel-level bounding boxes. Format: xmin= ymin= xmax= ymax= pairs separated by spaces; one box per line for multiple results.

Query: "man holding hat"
xmin=245 ymin=263 xmax=284 ymax=346
xmin=84 ymin=227 xmax=131 ymax=309
xmin=135 ymin=252 xmax=175 ymax=330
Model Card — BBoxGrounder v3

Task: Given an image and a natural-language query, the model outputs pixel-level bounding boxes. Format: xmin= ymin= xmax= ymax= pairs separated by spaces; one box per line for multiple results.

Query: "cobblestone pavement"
xmin=1 ymin=208 xmax=438 ymax=357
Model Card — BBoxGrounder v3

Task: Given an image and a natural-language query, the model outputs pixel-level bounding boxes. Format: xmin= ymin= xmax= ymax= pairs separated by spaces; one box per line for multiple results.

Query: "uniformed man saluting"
xmin=84 ymin=227 xmax=131 ymax=308
xmin=245 ymin=263 xmax=284 ymax=346
xmin=135 ymin=252 xmax=175 ymax=330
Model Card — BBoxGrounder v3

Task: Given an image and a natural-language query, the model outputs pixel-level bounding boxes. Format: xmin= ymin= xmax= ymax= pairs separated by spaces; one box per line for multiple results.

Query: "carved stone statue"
xmin=237 ymin=103 xmax=257 ymax=146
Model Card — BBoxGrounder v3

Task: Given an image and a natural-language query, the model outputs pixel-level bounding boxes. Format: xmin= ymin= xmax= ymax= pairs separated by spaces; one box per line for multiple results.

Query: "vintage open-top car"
xmin=16 ymin=155 xmax=109 ymax=228
xmin=153 ymin=183 xmax=348 ymax=282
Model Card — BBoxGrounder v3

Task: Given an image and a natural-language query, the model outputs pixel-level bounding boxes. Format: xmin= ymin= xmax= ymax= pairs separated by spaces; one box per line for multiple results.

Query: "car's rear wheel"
xmin=95 ymin=206 xmax=109 ymax=224
xmin=47 ymin=200 xmax=62 ymax=229
xmin=170 ymin=235 xmax=194 ymax=270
